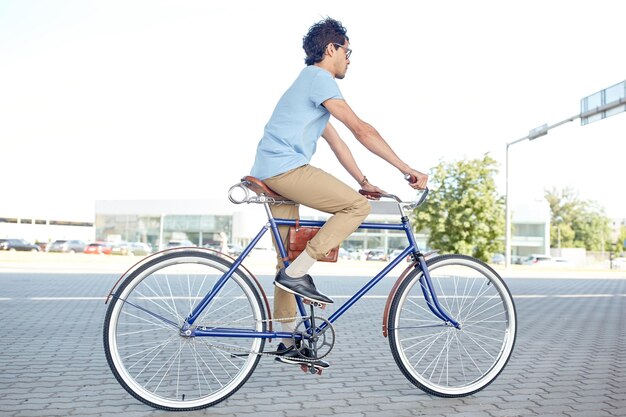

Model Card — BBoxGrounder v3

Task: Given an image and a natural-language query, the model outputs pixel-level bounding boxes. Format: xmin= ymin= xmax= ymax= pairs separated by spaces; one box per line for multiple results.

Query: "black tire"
xmin=388 ymin=254 xmax=516 ymax=397
xmin=103 ymin=250 xmax=266 ymax=410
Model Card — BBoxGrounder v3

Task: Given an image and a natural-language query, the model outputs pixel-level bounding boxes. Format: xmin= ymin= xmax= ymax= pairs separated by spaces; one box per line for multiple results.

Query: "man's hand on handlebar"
xmin=360 ymin=181 xmax=387 ymax=200
xmin=405 ymin=169 xmax=429 ymax=190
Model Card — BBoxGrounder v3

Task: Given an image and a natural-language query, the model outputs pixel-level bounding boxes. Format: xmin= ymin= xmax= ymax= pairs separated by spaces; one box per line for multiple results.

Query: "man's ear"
xmin=325 ymin=43 xmax=335 ymax=57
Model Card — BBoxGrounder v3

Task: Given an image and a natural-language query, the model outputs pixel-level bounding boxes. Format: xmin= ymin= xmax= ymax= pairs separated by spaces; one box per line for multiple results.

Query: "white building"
xmin=0 ymin=212 xmax=94 ymax=246
xmin=509 ymin=199 xmax=551 ymax=260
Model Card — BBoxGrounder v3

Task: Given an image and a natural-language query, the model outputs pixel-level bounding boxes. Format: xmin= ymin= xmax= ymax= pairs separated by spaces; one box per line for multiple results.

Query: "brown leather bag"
xmin=287 ymin=220 xmax=339 ymax=262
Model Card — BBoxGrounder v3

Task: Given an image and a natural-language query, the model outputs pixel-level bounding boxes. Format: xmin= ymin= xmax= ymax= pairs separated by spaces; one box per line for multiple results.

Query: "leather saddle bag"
xmin=287 ymin=220 xmax=339 ymax=263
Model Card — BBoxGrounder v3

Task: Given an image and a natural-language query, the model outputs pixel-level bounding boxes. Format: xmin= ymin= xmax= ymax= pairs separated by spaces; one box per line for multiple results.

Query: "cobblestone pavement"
xmin=1 ymin=270 xmax=625 ymax=417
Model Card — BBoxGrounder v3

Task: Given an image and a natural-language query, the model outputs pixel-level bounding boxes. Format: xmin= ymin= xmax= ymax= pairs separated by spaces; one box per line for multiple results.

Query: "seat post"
xmin=263 ymin=198 xmax=275 ymax=223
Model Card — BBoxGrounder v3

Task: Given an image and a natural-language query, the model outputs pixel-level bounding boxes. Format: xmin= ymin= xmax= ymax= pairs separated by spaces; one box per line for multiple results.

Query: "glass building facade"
xmin=94 ymin=200 xmax=236 ymax=250
xmin=95 ymin=213 xmax=232 ymax=249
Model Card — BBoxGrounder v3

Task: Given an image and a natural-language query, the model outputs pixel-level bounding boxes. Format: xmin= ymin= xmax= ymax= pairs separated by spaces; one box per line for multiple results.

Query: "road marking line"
xmin=29 ymin=297 xmax=105 ymax=301
xmin=554 ymin=294 xmax=614 ymax=298
xmin=0 ymin=294 xmax=622 ymax=301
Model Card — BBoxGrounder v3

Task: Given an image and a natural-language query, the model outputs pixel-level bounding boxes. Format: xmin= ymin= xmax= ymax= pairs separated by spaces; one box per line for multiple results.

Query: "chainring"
xmin=292 ymin=316 xmax=335 ymax=360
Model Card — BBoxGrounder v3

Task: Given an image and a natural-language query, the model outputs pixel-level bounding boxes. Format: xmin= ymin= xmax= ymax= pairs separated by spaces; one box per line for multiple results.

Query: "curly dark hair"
xmin=302 ymin=17 xmax=349 ymax=65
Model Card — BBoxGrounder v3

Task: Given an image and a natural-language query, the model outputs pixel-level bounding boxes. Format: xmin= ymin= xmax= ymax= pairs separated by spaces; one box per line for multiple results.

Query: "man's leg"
xmin=265 ymin=165 xmax=371 ymax=302
xmin=266 ymin=165 xmax=371 ymax=260
xmin=268 ymin=201 xmax=299 ymax=346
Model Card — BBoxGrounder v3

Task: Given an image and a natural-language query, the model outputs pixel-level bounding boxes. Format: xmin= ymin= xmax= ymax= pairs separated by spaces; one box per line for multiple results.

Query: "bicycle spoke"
xmin=105 ymin=251 xmax=265 ymax=410
xmin=389 ymin=255 xmax=516 ymax=397
xmin=120 ymin=309 xmax=176 ymax=332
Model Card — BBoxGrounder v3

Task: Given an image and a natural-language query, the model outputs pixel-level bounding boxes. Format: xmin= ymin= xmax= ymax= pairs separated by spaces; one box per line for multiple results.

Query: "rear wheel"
xmin=388 ymin=254 xmax=516 ymax=397
xmin=104 ymin=250 xmax=266 ymax=410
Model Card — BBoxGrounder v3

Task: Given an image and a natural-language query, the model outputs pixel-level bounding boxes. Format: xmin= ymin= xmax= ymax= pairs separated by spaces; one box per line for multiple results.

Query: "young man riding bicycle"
xmin=249 ymin=17 xmax=428 ymax=368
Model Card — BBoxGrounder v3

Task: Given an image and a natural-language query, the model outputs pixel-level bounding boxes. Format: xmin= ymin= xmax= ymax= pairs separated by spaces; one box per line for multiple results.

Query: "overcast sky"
xmin=1 ymin=0 xmax=625 ymax=220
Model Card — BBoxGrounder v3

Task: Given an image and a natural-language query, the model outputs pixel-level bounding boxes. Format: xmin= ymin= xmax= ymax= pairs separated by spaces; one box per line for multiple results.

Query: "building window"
xmin=514 ymin=223 xmax=544 ymax=238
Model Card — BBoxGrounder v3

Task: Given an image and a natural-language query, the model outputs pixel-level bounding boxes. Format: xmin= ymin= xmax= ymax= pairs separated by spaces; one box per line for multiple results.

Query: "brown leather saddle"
xmin=241 ymin=176 xmax=293 ymax=203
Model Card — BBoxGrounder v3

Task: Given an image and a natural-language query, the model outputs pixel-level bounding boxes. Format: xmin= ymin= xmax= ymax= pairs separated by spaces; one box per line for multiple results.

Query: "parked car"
xmin=511 ymin=255 xmax=524 ymax=265
xmin=365 ymin=249 xmax=388 ymax=261
xmin=612 ymin=257 xmax=626 ymax=270
xmin=111 ymin=242 xmax=152 ymax=256
xmin=348 ymin=249 xmax=364 ymax=260
xmin=165 ymin=240 xmax=195 ymax=249
xmin=46 ymin=239 xmax=86 ymax=254
xmin=491 ymin=253 xmax=505 ymax=265
xmin=389 ymin=248 xmax=412 ymax=262
xmin=84 ymin=242 xmax=113 ymax=255
xmin=522 ymin=254 xmax=553 ymax=265
xmin=0 ymin=238 xmax=40 ymax=252
xmin=226 ymin=244 xmax=243 ymax=256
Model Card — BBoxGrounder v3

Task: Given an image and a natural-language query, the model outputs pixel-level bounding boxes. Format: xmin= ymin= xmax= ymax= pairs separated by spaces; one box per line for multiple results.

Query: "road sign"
xmin=581 ymin=80 xmax=626 ymax=125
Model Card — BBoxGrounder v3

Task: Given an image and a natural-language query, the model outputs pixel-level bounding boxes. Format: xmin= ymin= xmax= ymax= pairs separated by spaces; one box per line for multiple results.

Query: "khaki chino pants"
xmin=263 ymin=164 xmax=371 ymax=321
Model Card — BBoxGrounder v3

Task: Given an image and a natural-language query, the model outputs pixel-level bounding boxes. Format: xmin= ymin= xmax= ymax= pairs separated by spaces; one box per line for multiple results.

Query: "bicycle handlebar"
xmin=358 ymin=187 xmax=429 ymax=210
xmin=229 ymin=175 xmax=428 ymax=211
xmin=356 ymin=174 xmax=429 ymax=211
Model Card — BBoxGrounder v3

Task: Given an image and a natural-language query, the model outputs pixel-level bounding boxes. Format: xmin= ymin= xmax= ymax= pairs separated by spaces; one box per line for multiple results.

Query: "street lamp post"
xmin=504 ymin=117 xmax=576 ymax=268
xmin=504 ymin=80 xmax=625 ymax=268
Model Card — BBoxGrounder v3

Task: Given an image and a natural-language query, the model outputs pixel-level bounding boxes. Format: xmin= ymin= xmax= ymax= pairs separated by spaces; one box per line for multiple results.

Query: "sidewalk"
xmin=2 ymin=250 xmax=626 ymax=279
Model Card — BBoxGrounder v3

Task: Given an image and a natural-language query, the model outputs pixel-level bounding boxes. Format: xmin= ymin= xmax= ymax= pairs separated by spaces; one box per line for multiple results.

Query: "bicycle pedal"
xmin=300 ymin=363 xmax=324 ymax=375
xmin=302 ymin=299 xmax=326 ymax=310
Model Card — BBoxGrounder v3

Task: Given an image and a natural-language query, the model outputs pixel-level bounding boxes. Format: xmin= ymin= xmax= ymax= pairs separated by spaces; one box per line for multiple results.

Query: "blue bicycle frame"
xmin=183 ymin=213 xmax=460 ymax=340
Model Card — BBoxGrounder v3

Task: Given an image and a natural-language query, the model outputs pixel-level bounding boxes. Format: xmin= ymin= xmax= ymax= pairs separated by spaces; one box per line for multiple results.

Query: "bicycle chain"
xmin=196 ymin=315 xmax=331 ymax=364
xmin=202 ymin=340 xmax=320 ymax=364
xmin=196 ymin=314 xmax=311 ymax=328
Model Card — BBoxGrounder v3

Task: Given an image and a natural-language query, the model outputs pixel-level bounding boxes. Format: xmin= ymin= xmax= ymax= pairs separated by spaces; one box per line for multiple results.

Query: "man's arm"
xmin=322 ymin=98 xmax=428 ymax=189
xmin=321 ymin=122 xmax=365 ymax=185
xmin=321 ymin=122 xmax=386 ymax=196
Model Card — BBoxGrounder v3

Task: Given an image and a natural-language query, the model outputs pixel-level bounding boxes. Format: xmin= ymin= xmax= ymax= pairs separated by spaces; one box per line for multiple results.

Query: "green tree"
xmin=413 ymin=154 xmax=504 ymax=262
xmin=618 ymin=225 xmax=626 ymax=256
xmin=544 ymin=187 xmax=610 ymax=251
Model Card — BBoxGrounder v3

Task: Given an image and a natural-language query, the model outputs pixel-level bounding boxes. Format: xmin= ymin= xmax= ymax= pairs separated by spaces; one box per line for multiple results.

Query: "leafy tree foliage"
xmin=616 ymin=225 xmax=626 ymax=256
xmin=544 ymin=187 xmax=611 ymax=251
xmin=413 ymin=154 xmax=504 ymax=262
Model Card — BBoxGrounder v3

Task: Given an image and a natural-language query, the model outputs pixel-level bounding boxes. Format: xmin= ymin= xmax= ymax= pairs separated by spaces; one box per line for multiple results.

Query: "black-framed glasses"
xmin=333 ymin=43 xmax=352 ymax=59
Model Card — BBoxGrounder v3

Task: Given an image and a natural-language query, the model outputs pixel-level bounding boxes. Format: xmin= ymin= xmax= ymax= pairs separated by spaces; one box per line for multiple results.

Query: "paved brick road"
xmin=1 ymin=271 xmax=625 ymax=417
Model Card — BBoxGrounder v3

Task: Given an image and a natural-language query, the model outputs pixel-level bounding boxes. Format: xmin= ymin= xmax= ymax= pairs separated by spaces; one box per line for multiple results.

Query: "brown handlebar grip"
xmin=404 ymin=174 xmax=417 ymax=184
xmin=358 ymin=189 xmax=382 ymax=200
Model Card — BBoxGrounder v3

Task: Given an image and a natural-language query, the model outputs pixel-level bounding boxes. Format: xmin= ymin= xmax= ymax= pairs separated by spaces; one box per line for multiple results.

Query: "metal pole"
xmin=505 ymin=143 xmax=511 ymax=268
xmin=504 ymin=135 xmax=527 ymax=268
xmin=504 ymin=113 xmax=579 ymax=268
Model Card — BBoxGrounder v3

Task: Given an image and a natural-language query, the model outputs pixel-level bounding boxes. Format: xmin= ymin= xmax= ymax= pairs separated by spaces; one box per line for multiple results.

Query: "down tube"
xmin=327 ymin=246 xmax=415 ymax=324
xmin=186 ymin=225 xmax=269 ymax=325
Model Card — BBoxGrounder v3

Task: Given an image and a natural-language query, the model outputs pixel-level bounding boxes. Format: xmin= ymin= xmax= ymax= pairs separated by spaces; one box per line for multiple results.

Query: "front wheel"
xmin=103 ymin=250 xmax=266 ymax=411
xmin=388 ymin=254 xmax=516 ymax=397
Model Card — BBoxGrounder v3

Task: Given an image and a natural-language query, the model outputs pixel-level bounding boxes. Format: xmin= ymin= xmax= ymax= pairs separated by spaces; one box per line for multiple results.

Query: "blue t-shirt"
xmin=250 ymin=66 xmax=343 ymax=180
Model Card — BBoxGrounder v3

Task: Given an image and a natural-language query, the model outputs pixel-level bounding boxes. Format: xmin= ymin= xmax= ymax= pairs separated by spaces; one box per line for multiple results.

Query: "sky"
xmin=1 ymin=0 xmax=625 ymax=221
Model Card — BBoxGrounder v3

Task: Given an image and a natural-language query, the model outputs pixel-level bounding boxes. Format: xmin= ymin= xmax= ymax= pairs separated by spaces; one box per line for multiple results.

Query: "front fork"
xmin=415 ymin=253 xmax=461 ymax=329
